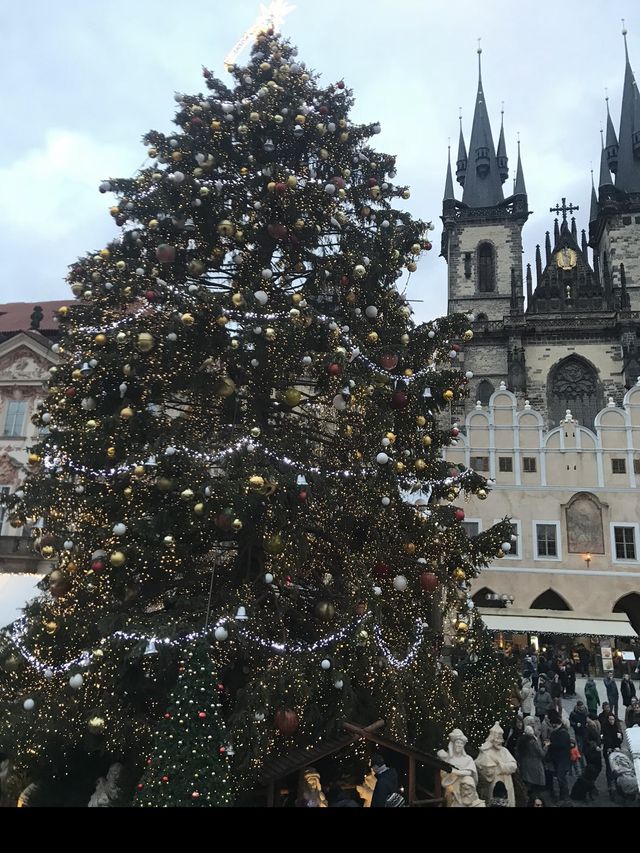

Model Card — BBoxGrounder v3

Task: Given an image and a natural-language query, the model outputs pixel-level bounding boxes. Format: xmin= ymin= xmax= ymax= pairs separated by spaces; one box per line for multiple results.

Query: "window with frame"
xmin=498 ymin=457 xmax=513 ymax=473
xmin=471 ymin=456 xmax=489 ymax=472
xmin=523 ymin=457 xmax=537 ymax=473
xmin=611 ymin=458 xmax=627 ymax=474
xmin=3 ymin=400 xmax=27 ymax=437
xmin=536 ymin=524 xmax=558 ymax=558
xmin=614 ymin=526 xmax=636 ymax=560
xmin=462 ymin=521 xmax=480 ymax=538
xmin=634 ymin=458 xmax=640 ymax=475
xmin=477 ymin=243 xmax=495 ymax=293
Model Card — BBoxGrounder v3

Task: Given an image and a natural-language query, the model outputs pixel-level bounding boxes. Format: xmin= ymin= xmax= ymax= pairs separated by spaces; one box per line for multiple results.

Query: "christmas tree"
xmin=0 ymin=29 xmax=515 ymax=803
xmin=134 ymin=641 xmax=234 ymax=806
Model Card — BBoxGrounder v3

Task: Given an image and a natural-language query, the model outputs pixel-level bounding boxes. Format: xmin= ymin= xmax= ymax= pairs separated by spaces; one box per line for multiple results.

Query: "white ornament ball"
xmin=113 ymin=523 xmax=127 ymax=536
xmin=167 ymin=332 xmax=178 ymax=342
xmin=381 ymin=496 xmax=391 ymax=507
xmin=254 ymin=290 xmax=269 ymax=305
xmin=214 ymin=626 xmax=229 ymax=641
xmin=324 ymin=183 xmax=336 ymax=195
xmin=63 ymin=540 xmax=74 ymax=550
xmin=23 ymin=699 xmax=35 ymax=711
xmin=376 ymin=452 xmax=389 ymax=465
xmin=373 ymin=586 xmax=382 ymax=596
xmin=320 ymin=659 xmax=331 ymax=670
xmin=334 ymin=679 xmax=344 ymax=689
xmin=428 ymin=330 xmax=435 ymax=339
xmin=261 ymin=269 xmax=273 ymax=280
xmin=332 ymin=395 xmax=347 ymax=411
xmin=41 ymin=413 xmax=51 ymax=424
xmin=69 ymin=674 xmax=83 ymax=690
xmin=365 ymin=305 xmax=378 ymax=319
xmin=501 ymin=542 xmax=512 ymax=552
xmin=381 ymin=438 xmax=390 ymax=447
xmin=250 ymin=359 xmax=259 ymax=368
xmin=302 ymin=355 xmax=312 ymax=366
xmin=393 ymin=574 xmax=408 ymax=592
xmin=44 ymin=668 xmax=54 ymax=679
xmin=264 ymin=573 xmax=274 ymax=584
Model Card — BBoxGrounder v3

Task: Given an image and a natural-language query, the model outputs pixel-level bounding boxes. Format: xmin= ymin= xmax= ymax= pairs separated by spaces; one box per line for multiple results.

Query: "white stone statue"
xmin=297 ymin=766 xmax=327 ymax=807
xmin=88 ymin=762 xmax=123 ymax=807
xmin=475 ymin=722 xmax=518 ymax=807
xmin=457 ymin=776 xmax=486 ymax=808
xmin=437 ymin=728 xmax=479 ymax=807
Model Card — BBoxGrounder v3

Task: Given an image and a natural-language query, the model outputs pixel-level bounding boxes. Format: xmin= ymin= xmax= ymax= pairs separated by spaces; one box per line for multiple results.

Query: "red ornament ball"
xmin=379 ymin=353 xmax=399 ymax=371
xmin=218 ymin=746 xmax=226 ymax=754
xmin=319 ymin=105 xmax=329 ymax=116
xmin=368 ymin=177 xmax=379 ymax=187
xmin=190 ymin=117 xmax=204 ymax=128
xmin=66 ymin=388 xmax=76 ymax=398
xmin=452 ymin=343 xmax=461 ymax=352
xmin=155 ymin=244 xmax=176 ymax=264
xmin=267 ymin=222 xmax=288 ymax=240
xmin=192 ymin=791 xmax=200 ymax=799
xmin=455 ymin=509 xmax=465 ymax=521
xmin=373 ymin=561 xmax=392 ymax=579
xmin=340 ymin=275 xmax=349 ymax=286
xmin=331 ymin=176 xmax=346 ymax=189
xmin=328 ymin=363 xmax=342 ymax=377
xmin=451 ymin=428 xmax=460 ymax=437
xmin=275 ymin=181 xmax=287 ymax=194
xmin=391 ymin=390 xmax=408 ymax=409
xmin=216 ymin=683 xmax=224 ymax=692
xmin=298 ymin=490 xmax=308 ymax=502
xmin=162 ymin=775 xmax=169 ymax=783
xmin=198 ymin=711 xmax=206 ymax=719
xmin=424 ymin=241 xmax=433 ymax=251
xmin=91 ymin=558 xmax=106 ymax=573
xmin=420 ymin=571 xmax=438 ymax=593
xmin=337 ymin=80 xmax=345 ymax=89
xmin=145 ymin=290 xmax=157 ymax=301
xmin=137 ymin=783 xmax=144 ymax=790
xmin=274 ymin=708 xmax=299 ymax=735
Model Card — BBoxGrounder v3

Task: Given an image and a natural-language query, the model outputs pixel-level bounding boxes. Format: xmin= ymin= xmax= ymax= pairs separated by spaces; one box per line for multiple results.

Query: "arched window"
xmin=613 ymin=593 xmax=640 ymax=636
xmin=472 ymin=587 xmax=496 ymax=607
xmin=477 ymin=242 xmax=495 ymax=292
xmin=477 ymin=380 xmax=494 ymax=406
xmin=547 ymin=356 xmax=603 ymax=429
xmin=530 ymin=590 xmax=572 ymax=611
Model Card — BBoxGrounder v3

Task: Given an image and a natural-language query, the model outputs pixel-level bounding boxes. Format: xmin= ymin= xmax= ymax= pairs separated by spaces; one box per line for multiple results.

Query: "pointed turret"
xmin=497 ymin=108 xmax=509 ymax=183
xmin=581 ymin=229 xmax=589 ymax=258
xmin=589 ymin=170 xmax=599 ymax=223
xmin=554 ymin=218 xmax=560 ymax=245
xmin=514 ymin=140 xmax=526 ymax=196
xmin=571 ymin=217 xmax=578 ymax=241
xmin=599 ymin=131 xmax=614 ymax=190
xmin=545 ymin=231 xmax=552 ymax=264
xmin=526 ymin=263 xmax=533 ymax=307
xmin=456 ymin=116 xmax=467 ymax=187
xmin=615 ymin=26 xmax=640 ymax=192
xmin=444 ymin=145 xmax=455 ymax=201
xmin=461 ymin=47 xmax=504 ymax=207
xmin=535 ymin=244 xmax=542 ymax=283
xmin=605 ymin=96 xmax=619 ymax=173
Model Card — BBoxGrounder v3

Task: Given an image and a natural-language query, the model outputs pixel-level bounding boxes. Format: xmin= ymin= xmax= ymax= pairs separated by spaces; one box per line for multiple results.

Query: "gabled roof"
xmin=0 ymin=301 xmax=67 ymax=335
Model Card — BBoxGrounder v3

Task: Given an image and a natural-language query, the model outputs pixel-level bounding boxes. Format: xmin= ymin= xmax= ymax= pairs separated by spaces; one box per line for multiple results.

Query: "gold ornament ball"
xmin=416 ymin=415 xmax=426 ymax=427
xmin=211 ymin=119 xmax=221 ymax=131
xmin=216 ymin=315 xmax=229 ymax=327
xmin=282 ymin=388 xmax=302 ymax=407
xmin=477 ymin=489 xmax=488 ymax=500
xmin=250 ymin=426 xmax=261 ymax=438
xmin=171 ymin=151 xmax=182 ymax=162
xmin=232 ymin=293 xmax=244 ymax=306
xmin=181 ymin=313 xmax=195 ymax=326
xmin=230 ymin=338 xmax=239 ymax=349
xmin=286 ymin=175 xmax=297 ymax=188
xmin=136 ymin=332 xmax=155 ymax=353
xmin=265 ymin=327 xmax=276 ymax=341
xmin=232 ymin=518 xmax=243 ymax=531
xmin=92 ymin=649 xmax=104 ymax=660
xmin=250 ymin=111 xmax=260 ymax=122
xmin=213 ymin=376 xmax=236 ymax=398
xmin=133 ymin=465 xmax=145 ymax=476
xmin=41 ymin=545 xmax=55 ymax=559
xmin=106 ymin=447 xmax=117 ymax=459
xmin=116 ymin=261 xmax=126 ymax=271
xmin=395 ymin=461 xmax=405 ymax=473
xmin=407 ymin=262 xmax=417 ymax=272
xmin=353 ymin=264 xmax=366 ymax=279
xmin=123 ymin=487 xmax=133 ymax=497
xmin=463 ymin=330 xmax=474 ymax=341
xmin=3 ymin=654 xmax=21 ymax=672
xmin=44 ymin=621 xmax=59 ymax=635
xmin=402 ymin=189 xmax=411 ymax=199
xmin=367 ymin=332 xmax=379 ymax=344
xmin=292 ymin=293 xmax=303 ymax=304
xmin=497 ymin=549 xmax=505 ymax=558
xmin=443 ymin=389 xmax=454 ymax=401
xmin=456 ymin=621 xmax=469 ymax=633
xmin=156 ymin=477 xmax=173 ymax=492
xmin=217 ymin=219 xmax=234 ymax=237
xmin=70 ymin=283 xmax=83 ymax=296
xmin=422 ymin=435 xmax=432 ymax=447
xmin=415 ymin=459 xmax=426 ymax=472
xmin=404 ymin=543 xmax=417 ymax=555
xmin=453 ymin=568 xmax=466 ymax=581
xmin=109 ymin=551 xmax=126 ymax=567
xmin=264 ymin=534 xmax=285 ymax=555
xmin=193 ymin=503 xmax=205 ymax=515
xmin=411 ymin=243 xmax=421 ymax=255
xmin=116 ymin=331 xmax=127 ymax=343
xmin=180 ymin=488 xmax=194 ymax=501
xmin=385 ymin=432 xmax=396 ymax=444
xmin=86 ymin=419 xmax=99 ymax=432
xmin=163 ymin=535 xmax=175 ymax=546
xmin=94 ymin=333 xmax=106 ymax=346
xmin=120 ymin=407 xmax=134 ymax=420
xmin=249 ymin=475 xmax=265 ymax=490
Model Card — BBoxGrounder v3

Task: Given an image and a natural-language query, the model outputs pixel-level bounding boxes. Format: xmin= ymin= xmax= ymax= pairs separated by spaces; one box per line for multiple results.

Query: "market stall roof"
xmin=0 ymin=573 xmax=42 ymax=629
xmin=478 ymin=607 xmax=637 ymax=638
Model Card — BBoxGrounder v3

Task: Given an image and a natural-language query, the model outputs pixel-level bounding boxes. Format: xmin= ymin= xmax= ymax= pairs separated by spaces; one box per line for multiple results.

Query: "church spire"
xmin=599 ymin=129 xmax=614 ymax=190
xmin=589 ymin=169 xmax=599 ymax=222
xmin=605 ymin=92 xmax=619 ymax=173
xmin=514 ymin=138 xmax=526 ymax=196
xmin=615 ymin=24 xmax=640 ymax=192
xmin=456 ymin=112 xmax=467 ymax=186
xmin=444 ymin=144 xmax=455 ymax=201
xmin=496 ymin=104 xmax=509 ymax=183
xmin=461 ymin=43 xmax=504 ymax=208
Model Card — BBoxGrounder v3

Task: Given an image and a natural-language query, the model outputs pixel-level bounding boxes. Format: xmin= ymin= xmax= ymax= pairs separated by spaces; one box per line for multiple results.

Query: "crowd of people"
xmin=507 ymin=646 xmax=639 ymax=805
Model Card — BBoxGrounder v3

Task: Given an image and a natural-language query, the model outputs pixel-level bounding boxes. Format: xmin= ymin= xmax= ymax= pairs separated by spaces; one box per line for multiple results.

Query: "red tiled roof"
xmin=0 ymin=301 xmax=68 ymax=333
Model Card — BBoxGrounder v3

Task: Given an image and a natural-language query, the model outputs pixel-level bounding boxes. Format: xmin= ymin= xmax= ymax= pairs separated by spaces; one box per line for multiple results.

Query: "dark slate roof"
xmin=615 ymin=31 xmax=640 ymax=193
xmin=461 ymin=51 xmax=504 ymax=208
xmin=514 ymin=141 xmax=526 ymax=196
xmin=443 ymin=146 xmax=455 ymax=200
xmin=599 ymin=141 xmax=614 ymax=189
xmin=590 ymin=173 xmax=599 ymax=223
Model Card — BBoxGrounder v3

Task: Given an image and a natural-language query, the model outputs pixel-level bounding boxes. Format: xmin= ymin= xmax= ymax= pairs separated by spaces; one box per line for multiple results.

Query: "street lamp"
xmin=583 ymin=553 xmax=592 ymax=569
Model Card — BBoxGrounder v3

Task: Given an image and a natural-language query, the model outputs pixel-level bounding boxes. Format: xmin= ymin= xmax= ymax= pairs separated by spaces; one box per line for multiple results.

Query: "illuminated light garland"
xmin=41 ymin=437 xmax=478 ymax=488
xmin=6 ymin=611 xmax=427 ymax=674
xmin=373 ymin=620 xmax=428 ymax=669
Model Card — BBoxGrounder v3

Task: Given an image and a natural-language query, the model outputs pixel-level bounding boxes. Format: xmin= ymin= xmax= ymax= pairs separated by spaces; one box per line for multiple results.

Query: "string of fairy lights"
xmin=7 ymin=610 xmax=429 ymax=675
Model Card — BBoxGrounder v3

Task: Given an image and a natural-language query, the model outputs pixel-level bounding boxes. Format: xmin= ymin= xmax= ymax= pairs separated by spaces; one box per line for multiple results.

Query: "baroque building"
xmin=442 ymin=36 xmax=640 ymax=654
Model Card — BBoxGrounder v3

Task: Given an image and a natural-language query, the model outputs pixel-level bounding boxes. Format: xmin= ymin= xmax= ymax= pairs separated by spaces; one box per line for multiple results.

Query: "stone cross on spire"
xmin=549 ymin=198 xmax=579 ymax=221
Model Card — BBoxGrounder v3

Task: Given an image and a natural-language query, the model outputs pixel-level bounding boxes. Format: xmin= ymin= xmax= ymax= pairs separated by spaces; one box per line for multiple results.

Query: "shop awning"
xmin=0 ymin=574 xmax=42 ymax=629
xmin=477 ymin=607 xmax=638 ymax=638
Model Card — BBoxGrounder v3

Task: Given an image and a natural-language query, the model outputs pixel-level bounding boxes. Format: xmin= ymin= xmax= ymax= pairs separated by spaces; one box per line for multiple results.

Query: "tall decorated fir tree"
xmin=0 ymin=29 xmax=515 ymax=804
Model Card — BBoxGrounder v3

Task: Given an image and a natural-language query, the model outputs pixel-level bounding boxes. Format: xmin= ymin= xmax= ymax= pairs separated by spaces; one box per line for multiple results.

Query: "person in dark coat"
xmin=370 ymin=753 xmax=399 ymax=808
xmin=625 ymin=697 xmax=639 ymax=727
xmin=515 ymin=725 xmax=546 ymax=793
xmin=597 ymin=702 xmax=611 ymax=731
xmin=603 ymin=674 xmax=619 ymax=719
xmin=569 ymin=701 xmax=588 ymax=756
xmin=534 ymin=683 xmax=555 ymax=721
xmin=621 ymin=673 xmax=637 ymax=708
xmin=549 ymin=673 xmax=563 ymax=712
xmin=505 ymin=716 xmax=525 ymax=757
xmin=601 ymin=714 xmax=624 ymax=787
xmin=545 ymin=711 xmax=571 ymax=802
xmin=565 ymin=660 xmax=576 ymax=696
xmin=584 ymin=677 xmax=600 ymax=717
xmin=578 ymin=645 xmax=590 ymax=677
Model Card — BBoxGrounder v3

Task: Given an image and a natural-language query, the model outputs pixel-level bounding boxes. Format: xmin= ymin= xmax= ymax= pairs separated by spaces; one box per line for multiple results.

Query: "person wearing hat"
xmin=370 ymin=753 xmax=400 ymax=808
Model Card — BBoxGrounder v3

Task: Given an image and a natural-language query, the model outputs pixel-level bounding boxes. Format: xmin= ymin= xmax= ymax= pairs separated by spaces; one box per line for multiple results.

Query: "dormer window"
xmin=477 ymin=242 xmax=495 ymax=292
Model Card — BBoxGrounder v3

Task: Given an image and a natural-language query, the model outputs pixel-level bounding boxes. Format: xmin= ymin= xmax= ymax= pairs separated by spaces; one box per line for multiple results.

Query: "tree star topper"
xmin=224 ymin=1 xmax=296 ymax=69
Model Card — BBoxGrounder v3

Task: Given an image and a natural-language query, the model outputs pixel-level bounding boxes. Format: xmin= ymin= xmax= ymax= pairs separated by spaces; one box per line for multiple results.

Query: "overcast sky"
xmin=1 ymin=1 xmax=638 ymax=323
